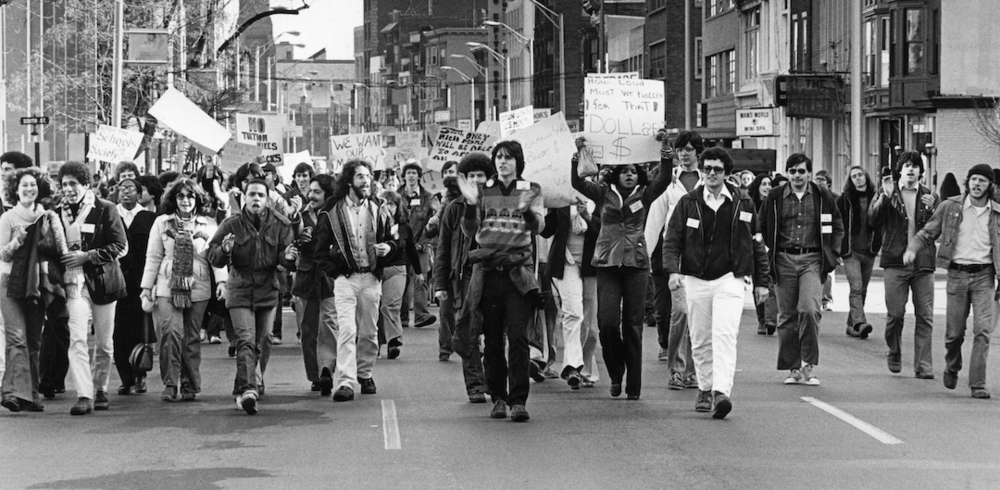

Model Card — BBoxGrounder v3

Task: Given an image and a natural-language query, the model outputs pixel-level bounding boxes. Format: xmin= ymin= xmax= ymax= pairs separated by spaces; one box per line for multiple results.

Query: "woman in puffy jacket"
xmin=571 ymin=136 xmax=671 ymax=400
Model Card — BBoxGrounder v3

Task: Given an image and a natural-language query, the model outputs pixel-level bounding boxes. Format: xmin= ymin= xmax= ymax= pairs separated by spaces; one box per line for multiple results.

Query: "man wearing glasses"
xmin=760 ymin=154 xmax=843 ymax=386
xmin=662 ymin=147 xmax=769 ymax=419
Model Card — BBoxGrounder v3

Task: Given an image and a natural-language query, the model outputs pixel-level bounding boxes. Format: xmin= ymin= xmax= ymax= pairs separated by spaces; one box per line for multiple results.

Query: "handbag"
xmin=129 ymin=314 xmax=154 ymax=373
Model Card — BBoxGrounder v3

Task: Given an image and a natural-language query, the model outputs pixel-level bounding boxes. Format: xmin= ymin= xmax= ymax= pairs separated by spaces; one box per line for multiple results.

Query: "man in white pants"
xmin=662 ymin=148 xmax=769 ymax=419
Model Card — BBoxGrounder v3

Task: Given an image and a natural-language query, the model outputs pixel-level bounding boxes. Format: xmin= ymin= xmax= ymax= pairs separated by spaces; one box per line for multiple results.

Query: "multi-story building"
xmin=426 ymin=27 xmax=489 ymax=128
xmin=644 ymin=0 xmax=703 ymax=132
xmin=275 ymin=49 xmax=354 ymax=156
xmin=534 ymin=0 xmax=595 ymax=131
xmin=700 ymin=1 xmax=739 ymax=146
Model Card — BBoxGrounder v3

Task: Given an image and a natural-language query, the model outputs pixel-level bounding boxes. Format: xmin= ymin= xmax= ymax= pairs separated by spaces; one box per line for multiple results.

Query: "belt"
xmin=354 ymin=267 xmax=372 ymax=274
xmin=779 ymin=247 xmax=820 ymax=255
xmin=949 ymin=262 xmax=993 ymax=273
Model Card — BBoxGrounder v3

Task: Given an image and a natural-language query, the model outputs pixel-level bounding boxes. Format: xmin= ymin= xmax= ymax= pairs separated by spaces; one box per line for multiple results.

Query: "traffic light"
xmin=774 ymin=75 xmax=789 ymax=107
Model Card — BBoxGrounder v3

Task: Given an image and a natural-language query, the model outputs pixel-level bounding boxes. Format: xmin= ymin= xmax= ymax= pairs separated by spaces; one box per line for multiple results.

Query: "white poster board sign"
xmin=86 ymin=125 xmax=144 ymax=163
xmin=427 ymin=127 xmax=498 ymax=172
xmin=532 ymin=108 xmax=552 ymax=122
xmin=236 ymin=113 xmax=287 ymax=166
xmin=385 ymin=131 xmax=425 ymax=168
xmin=510 ymin=112 xmax=579 ymax=208
xmin=329 ymin=132 xmax=385 ymax=171
xmin=476 ymin=120 xmax=501 ymax=138
xmin=148 ymin=87 xmax=231 ymax=155
xmin=583 ymin=77 xmax=665 ymax=165
xmin=587 ymin=71 xmax=640 ymax=79
xmin=220 ymin=140 xmax=264 ymax=172
xmin=499 ymin=105 xmax=535 ymax=138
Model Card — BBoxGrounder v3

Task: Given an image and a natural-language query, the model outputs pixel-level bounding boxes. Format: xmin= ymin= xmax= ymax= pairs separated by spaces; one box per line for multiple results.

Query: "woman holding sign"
xmin=571 ymin=134 xmax=672 ymax=400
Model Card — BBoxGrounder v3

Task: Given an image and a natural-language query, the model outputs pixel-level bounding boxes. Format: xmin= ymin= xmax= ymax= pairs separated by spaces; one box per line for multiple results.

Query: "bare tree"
xmin=971 ymin=97 xmax=1000 ymax=164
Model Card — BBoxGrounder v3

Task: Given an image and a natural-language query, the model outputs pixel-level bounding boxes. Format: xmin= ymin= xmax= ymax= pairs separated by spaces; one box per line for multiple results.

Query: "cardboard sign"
xmin=509 ymin=112 xmax=579 ymax=208
xmin=330 ymin=132 xmax=385 ymax=171
xmin=148 ymin=87 xmax=231 ymax=155
xmin=583 ymin=77 xmax=665 ymax=165
xmin=385 ymin=131 xmax=425 ymax=168
xmin=236 ymin=113 xmax=287 ymax=166
xmin=499 ymin=105 xmax=535 ymax=138
xmin=533 ymin=108 xmax=552 ymax=123
xmin=86 ymin=125 xmax=144 ymax=163
xmin=219 ymin=140 xmax=264 ymax=172
xmin=427 ymin=127 xmax=498 ymax=172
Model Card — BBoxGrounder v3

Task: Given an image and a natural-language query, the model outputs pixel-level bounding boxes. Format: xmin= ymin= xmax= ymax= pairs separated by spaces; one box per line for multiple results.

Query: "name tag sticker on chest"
xmin=821 ymin=225 xmax=833 ymax=234
xmin=686 ymin=218 xmax=700 ymax=229
xmin=739 ymin=211 xmax=753 ymax=222
xmin=80 ymin=223 xmax=96 ymax=234
xmin=516 ymin=180 xmax=530 ymax=191
xmin=409 ymin=199 xmax=421 ymax=207
xmin=821 ymin=213 xmax=833 ymax=224
xmin=629 ymin=201 xmax=644 ymax=213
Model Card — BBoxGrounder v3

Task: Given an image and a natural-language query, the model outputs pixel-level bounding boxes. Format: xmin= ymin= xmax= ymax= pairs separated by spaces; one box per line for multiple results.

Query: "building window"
xmin=727 ymin=50 xmax=736 ymax=93
xmin=429 ymin=46 xmax=438 ymax=66
xmin=881 ymin=16 xmax=890 ymax=84
xmin=649 ymin=41 xmax=666 ymax=78
xmin=791 ymin=9 xmax=810 ymax=72
xmin=649 ymin=0 xmax=666 ymax=11
xmin=707 ymin=54 xmax=718 ymax=98
xmin=744 ymin=6 xmax=760 ymax=80
xmin=904 ymin=9 xmax=924 ymax=76
xmin=695 ymin=37 xmax=703 ymax=79
xmin=707 ymin=50 xmax=735 ymax=98
xmin=864 ymin=19 xmax=876 ymax=86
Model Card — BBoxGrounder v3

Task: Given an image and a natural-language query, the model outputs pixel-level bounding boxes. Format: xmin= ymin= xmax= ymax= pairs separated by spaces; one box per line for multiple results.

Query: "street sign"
xmin=20 ymin=116 xmax=49 ymax=125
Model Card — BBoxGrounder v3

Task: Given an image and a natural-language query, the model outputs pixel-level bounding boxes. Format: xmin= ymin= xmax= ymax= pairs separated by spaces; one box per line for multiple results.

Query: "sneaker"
xmin=333 ymin=386 xmax=354 ymax=402
xmin=359 ymin=377 xmax=377 ymax=395
xmin=971 ymin=388 xmax=992 ymax=399
xmin=712 ymin=392 xmax=732 ymax=419
xmin=181 ymin=392 xmax=196 ymax=402
xmin=943 ymin=370 xmax=958 ymax=390
xmin=94 ymin=391 xmax=110 ymax=410
xmin=490 ymin=399 xmax=508 ymax=419
xmin=886 ymin=353 xmax=902 ymax=373
xmin=683 ymin=374 xmax=699 ymax=389
xmin=272 ymin=336 xmax=283 ymax=345
xmin=70 ymin=397 xmax=93 ymax=416
xmin=914 ymin=371 xmax=935 ymax=380
xmin=579 ymin=375 xmax=596 ymax=388
xmin=510 ymin=404 xmax=530 ymax=422
xmin=209 ymin=335 xmax=222 ymax=344
xmin=784 ymin=369 xmax=804 ymax=385
xmin=200 ymin=329 xmax=207 ymax=342
xmin=695 ymin=390 xmax=713 ymax=412
xmin=239 ymin=392 xmax=258 ymax=415
xmin=562 ymin=367 xmax=582 ymax=390
xmin=822 ymin=301 xmax=833 ymax=311
xmin=414 ymin=315 xmax=437 ymax=328
xmin=657 ymin=348 xmax=669 ymax=361
xmin=801 ymin=364 xmax=821 ymax=386
xmin=667 ymin=372 xmax=684 ymax=390
xmin=468 ymin=392 xmax=487 ymax=404
xmin=161 ymin=386 xmax=177 ymax=402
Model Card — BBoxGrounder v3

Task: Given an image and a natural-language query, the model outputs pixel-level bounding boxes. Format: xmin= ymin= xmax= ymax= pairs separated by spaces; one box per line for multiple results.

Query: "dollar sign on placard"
xmin=610 ymin=137 xmax=632 ymax=160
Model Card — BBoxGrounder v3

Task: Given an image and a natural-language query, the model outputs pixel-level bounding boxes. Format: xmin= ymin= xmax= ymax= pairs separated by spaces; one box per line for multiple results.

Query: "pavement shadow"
xmin=29 ymin=468 xmax=271 ymax=490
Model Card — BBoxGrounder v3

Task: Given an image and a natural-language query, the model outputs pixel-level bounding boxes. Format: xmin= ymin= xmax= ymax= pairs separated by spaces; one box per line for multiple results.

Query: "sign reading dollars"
xmin=583 ymin=77 xmax=665 ymax=165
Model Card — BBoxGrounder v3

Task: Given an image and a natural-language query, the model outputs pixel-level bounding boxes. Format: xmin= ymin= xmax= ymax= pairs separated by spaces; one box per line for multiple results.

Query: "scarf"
xmin=59 ymin=192 xmax=94 ymax=297
xmin=168 ymin=216 xmax=195 ymax=308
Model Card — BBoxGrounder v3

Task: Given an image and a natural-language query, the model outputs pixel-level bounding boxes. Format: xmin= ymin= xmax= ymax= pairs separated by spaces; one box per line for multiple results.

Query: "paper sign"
xmin=584 ymin=77 xmax=665 ymax=165
xmin=330 ymin=132 xmax=385 ymax=171
xmin=236 ymin=113 xmax=287 ymax=166
xmin=508 ymin=112 xmax=578 ymax=208
xmin=86 ymin=125 xmax=144 ymax=163
xmin=283 ymin=150 xmax=313 ymax=169
xmin=220 ymin=140 xmax=264 ymax=172
xmin=476 ymin=120 xmax=501 ymax=138
xmin=587 ymin=71 xmax=640 ymax=79
xmin=385 ymin=131 xmax=425 ymax=168
xmin=427 ymin=127 xmax=498 ymax=172
xmin=148 ymin=87 xmax=231 ymax=155
xmin=499 ymin=105 xmax=535 ymax=138
xmin=533 ymin=108 xmax=552 ymax=123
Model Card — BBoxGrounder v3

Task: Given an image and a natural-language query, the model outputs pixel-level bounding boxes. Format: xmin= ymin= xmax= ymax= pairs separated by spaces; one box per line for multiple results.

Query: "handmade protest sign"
xmin=476 ymin=120 xmax=501 ymax=138
xmin=499 ymin=105 xmax=534 ymax=138
xmin=220 ymin=140 xmax=264 ymax=172
xmin=236 ymin=113 xmax=287 ymax=166
xmin=583 ymin=77 xmax=665 ymax=165
xmin=509 ymin=112 xmax=578 ymax=208
xmin=87 ymin=125 xmax=144 ymax=163
xmin=385 ymin=131 xmax=425 ymax=168
xmin=426 ymin=127 xmax=497 ymax=172
xmin=149 ymin=87 xmax=231 ymax=155
xmin=329 ymin=132 xmax=385 ymax=170
xmin=532 ymin=108 xmax=552 ymax=123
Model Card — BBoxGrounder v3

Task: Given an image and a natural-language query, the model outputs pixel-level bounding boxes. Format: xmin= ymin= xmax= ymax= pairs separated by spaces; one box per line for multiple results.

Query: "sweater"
xmin=0 ymin=204 xmax=45 ymax=274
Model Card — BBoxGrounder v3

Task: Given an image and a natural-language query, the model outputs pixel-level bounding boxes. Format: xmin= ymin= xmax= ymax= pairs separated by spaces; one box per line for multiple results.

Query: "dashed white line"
xmin=802 ymin=397 xmax=903 ymax=445
xmin=382 ymin=399 xmax=401 ymax=450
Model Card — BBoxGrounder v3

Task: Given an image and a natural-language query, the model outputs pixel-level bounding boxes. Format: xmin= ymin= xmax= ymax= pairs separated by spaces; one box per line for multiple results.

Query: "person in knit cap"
xmin=905 ymin=163 xmax=1000 ymax=399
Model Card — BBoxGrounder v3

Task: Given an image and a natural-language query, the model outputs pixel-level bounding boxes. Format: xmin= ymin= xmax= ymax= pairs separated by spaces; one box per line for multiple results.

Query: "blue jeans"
xmin=229 ymin=307 xmax=275 ymax=396
xmin=1 ymin=274 xmax=44 ymax=403
xmin=294 ymin=295 xmax=338 ymax=382
xmin=155 ymin=298 xmax=208 ymax=394
xmin=945 ymin=268 xmax=995 ymax=388
xmin=775 ymin=252 xmax=823 ymax=370
xmin=597 ymin=266 xmax=648 ymax=396
xmin=884 ymin=266 xmax=934 ymax=374
xmin=843 ymin=251 xmax=876 ymax=328
xmin=379 ymin=265 xmax=407 ymax=344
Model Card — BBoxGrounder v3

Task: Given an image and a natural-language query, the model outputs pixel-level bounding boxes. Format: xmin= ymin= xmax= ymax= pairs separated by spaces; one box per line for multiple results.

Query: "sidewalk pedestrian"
xmin=869 ymin=151 xmax=939 ymax=378
xmin=836 ymin=166 xmax=880 ymax=339
xmin=761 ymin=154 xmax=843 ymax=386
xmin=748 ymin=173 xmax=778 ymax=335
xmin=905 ymin=164 xmax=999 ymax=398
xmin=662 ymin=147 xmax=770 ymax=419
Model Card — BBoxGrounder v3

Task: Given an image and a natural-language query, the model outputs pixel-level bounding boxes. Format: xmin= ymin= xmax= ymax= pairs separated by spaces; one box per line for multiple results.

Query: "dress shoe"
xmin=765 ymin=323 xmax=776 ymax=335
xmin=228 ymin=345 xmax=236 ymax=357
xmin=319 ymin=368 xmax=333 ymax=397
xmin=886 ymin=353 xmax=902 ymax=373
xmin=359 ymin=377 xmax=377 ymax=395
xmin=914 ymin=371 xmax=935 ymax=380
xmin=387 ymin=339 xmax=401 ymax=360
xmin=118 ymin=385 xmax=133 ymax=396
xmin=2 ymin=397 xmax=21 ymax=412
xmin=414 ymin=315 xmax=437 ymax=328
xmin=563 ymin=368 xmax=582 ymax=390
xmin=610 ymin=383 xmax=623 ymax=397
xmin=161 ymin=386 xmax=178 ymax=402
xmin=20 ymin=399 xmax=44 ymax=412
xmin=857 ymin=323 xmax=873 ymax=339
xmin=846 ymin=326 xmax=861 ymax=338
xmin=311 ymin=381 xmax=321 ymax=392
xmin=468 ymin=392 xmax=487 ymax=404
xmin=627 ymin=394 xmax=640 ymax=400
xmin=135 ymin=378 xmax=148 ymax=394
xmin=94 ymin=391 xmax=110 ymax=411
xmin=38 ymin=380 xmax=55 ymax=400
xmin=529 ymin=361 xmax=545 ymax=382
xmin=943 ymin=370 xmax=958 ymax=390
xmin=510 ymin=404 xmax=530 ymax=422
xmin=712 ymin=392 xmax=732 ymax=419
xmin=70 ymin=397 xmax=93 ymax=416
xmin=490 ymin=399 xmax=507 ymax=419
xmin=333 ymin=386 xmax=354 ymax=402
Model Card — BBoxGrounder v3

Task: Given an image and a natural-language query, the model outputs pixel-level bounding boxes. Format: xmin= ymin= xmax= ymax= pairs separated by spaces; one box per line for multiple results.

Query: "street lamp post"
xmin=483 ymin=20 xmax=532 ymax=110
xmin=442 ymin=66 xmax=475 ymax=127
xmin=449 ymin=54 xmax=490 ymax=120
xmin=467 ymin=42 xmax=510 ymax=112
xmin=524 ymin=0 xmax=565 ymax=115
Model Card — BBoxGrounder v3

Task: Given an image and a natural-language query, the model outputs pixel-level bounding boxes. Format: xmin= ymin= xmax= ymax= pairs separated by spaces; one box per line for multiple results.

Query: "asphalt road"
xmin=3 ymin=277 xmax=1000 ymax=490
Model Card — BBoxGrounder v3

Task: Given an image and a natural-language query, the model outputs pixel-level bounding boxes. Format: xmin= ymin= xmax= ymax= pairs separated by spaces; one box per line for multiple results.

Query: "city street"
xmin=3 ymin=276 xmax=1000 ymax=490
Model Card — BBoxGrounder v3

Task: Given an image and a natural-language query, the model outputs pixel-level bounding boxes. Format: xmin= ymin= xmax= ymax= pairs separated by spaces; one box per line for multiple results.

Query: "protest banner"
xmin=509 ymin=112 xmax=579 ymax=208
xmin=583 ymin=77 xmax=664 ymax=165
xmin=532 ymin=108 xmax=552 ymax=123
xmin=385 ymin=131 xmax=425 ymax=168
xmin=587 ymin=71 xmax=640 ymax=79
xmin=499 ymin=105 xmax=535 ymax=138
xmin=86 ymin=125 xmax=144 ymax=163
xmin=426 ymin=127 xmax=497 ymax=172
xmin=236 ymin=113 xmax=287 ymax=166
xmin=220 ymin=140 xmax=264 ymax=172
xmin=329 ymin=132 xmax=385 ymax=170
xmin=148 ymin=87 xmax=231 ymax=155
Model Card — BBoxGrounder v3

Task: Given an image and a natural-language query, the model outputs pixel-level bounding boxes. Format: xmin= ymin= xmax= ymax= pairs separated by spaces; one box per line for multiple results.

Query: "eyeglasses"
xmin=675 ymin=146 xmax=697 ymax=153
xmin=702 ymin=166 xmax=726 ymax=175
xmin=787 ymin=168 xmax=809 ymax=175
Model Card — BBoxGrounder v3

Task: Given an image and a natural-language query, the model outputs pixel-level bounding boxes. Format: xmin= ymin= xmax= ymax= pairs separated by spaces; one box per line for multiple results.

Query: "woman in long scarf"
xmin=0 ymin=168 xmax=53 ymax=412
xmin=141 ymin=178 xmax=227 ymax=402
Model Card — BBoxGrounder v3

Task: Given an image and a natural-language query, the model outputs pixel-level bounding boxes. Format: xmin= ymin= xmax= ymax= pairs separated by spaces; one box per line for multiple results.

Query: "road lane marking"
xmin=382 ymin=400 xmax=401 ymax=450
xmin=802 ymin=397 xmax=903 ymax=445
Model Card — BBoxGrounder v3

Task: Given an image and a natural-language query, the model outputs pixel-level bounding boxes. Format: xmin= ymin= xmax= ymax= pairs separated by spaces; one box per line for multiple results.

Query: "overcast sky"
xmin=270 ymin=0 xmax=362 ymax=60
